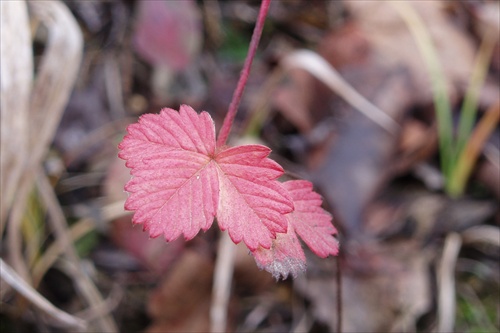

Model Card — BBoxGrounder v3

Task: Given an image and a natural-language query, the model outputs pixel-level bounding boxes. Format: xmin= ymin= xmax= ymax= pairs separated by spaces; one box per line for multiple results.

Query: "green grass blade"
xmin=391 ymin=1 xmax=454 ymax=186
xmin=455 ymin=30 xmax=498 ymax=162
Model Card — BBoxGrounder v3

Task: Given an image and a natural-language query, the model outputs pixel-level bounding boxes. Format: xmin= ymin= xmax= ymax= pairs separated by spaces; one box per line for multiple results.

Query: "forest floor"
xmin=1 ymin=1 xmax=499 ymax=332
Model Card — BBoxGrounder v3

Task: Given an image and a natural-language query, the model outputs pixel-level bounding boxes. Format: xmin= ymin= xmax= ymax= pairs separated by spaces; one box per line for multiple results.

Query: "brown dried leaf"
xmin=147 ymin=250 xmax=213 ymax=332
xmin=296 ymin=241 xmax=432 ymax=332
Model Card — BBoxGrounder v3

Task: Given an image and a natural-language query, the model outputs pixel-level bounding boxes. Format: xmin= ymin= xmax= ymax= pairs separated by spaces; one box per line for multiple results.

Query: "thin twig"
xmin=0 ymin=258 xmax=87 ymax=331
xmin=31 ymin=218 xmax=96 ymax=287
xmin=240 ymin=298 xmax=273 ymax=332
xmin=282 ymin=50 xmax=400 ymax=134
xmin=6 ymin=175 xmax=33 ymax=283
xmin=36 ymin=169 xmax=119 ymax=332
xmin=336 ymin=257 xmax=342 ymax=333
xmin=72 ymin=274 xmax=124 ymax=322
xmin=437 ymin=232 xmax=462 ymax=332
xmin=461 ymin=225 xmax=500 ymax=247
xmin=210 ymin=231 xmax=237 ymax=333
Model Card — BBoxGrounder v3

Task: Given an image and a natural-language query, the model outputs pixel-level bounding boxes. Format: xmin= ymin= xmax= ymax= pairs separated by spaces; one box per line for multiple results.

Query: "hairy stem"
xmin=216 ymin=0 xmax=271 ymax=147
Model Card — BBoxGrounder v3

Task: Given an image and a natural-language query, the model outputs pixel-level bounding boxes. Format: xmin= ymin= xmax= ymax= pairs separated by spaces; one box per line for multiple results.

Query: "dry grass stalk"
xmin=1 ymin=1 xmax=118 ymax=331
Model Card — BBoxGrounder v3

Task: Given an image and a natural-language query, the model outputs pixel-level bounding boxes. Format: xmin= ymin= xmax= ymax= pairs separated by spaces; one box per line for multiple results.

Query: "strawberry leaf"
xmin=118 ymin=105 xmax=219 ymax=241
xmin=285 ymin=180 xmax=339 ymax=258
xmin=252 ymin=180 xmax=338 ymax=279
xmin=215 ymin=145 xmax=293 ymax=250
xmin=118 ymin=105 xmax=294 ymax=250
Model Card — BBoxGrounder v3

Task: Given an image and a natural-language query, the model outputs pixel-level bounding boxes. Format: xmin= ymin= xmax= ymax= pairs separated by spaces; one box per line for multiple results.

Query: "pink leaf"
xmin=118 ymin=105 xmax=218 ymax=241
xmin=284 ymin=180 xmax=339 ymax=258
xmin=118 ymin=105 xmax=294 ymax=249
xmin=252 ymin=180 xmax=338 ymax=279
xmin=216 ymin=145 xmax=293 ymax=250
xmin=132 ymin=0 xmax=202 ymax=70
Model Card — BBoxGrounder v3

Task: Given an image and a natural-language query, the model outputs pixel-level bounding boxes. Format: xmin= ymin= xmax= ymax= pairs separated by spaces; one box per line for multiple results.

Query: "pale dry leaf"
xmin=0 ymin=1 xmax=32 ymax=225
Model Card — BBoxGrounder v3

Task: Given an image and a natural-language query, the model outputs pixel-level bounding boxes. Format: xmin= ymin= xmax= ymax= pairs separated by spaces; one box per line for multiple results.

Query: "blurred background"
xmin=1 ymin=0 xmax=499 ymax=332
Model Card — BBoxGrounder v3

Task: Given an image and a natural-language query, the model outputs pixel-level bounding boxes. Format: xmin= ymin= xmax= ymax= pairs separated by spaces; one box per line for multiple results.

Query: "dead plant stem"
xmin=0 ymin=258 xmax=87 ymax=331
xmin=336 ymin=257 xmax=342 ymax=333
xmin=210 ymin=231 xmax=237 ymax=333
xmin=437 ymin=232 xmax=462 ymax=332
